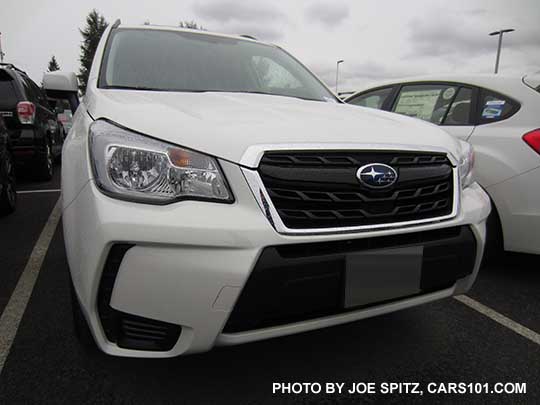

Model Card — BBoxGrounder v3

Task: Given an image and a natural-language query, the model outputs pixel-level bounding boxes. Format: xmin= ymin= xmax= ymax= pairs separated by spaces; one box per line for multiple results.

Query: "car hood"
xmin=86 ymin=89 xmax=462 ymax=167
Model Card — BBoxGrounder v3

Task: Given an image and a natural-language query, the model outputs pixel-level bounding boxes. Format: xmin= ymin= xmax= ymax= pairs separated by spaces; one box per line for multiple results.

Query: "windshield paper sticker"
xmin=482 ymin=100 xmax=505 ymax=118
xmin=394 ymin=89 xmax=441 ymax=121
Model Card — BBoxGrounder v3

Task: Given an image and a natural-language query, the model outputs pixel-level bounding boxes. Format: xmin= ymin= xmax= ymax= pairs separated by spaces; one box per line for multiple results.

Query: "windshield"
xmin=99 ymin=28 xmax=336 ymax=102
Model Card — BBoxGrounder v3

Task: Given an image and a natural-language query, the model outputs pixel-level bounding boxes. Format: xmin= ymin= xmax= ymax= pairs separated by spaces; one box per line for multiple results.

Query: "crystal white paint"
xmin=62 ymin=24 xmax=491 ymax=358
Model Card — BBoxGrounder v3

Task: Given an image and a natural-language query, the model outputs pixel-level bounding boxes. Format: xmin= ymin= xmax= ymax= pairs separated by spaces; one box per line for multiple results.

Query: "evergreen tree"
xmin=47 ymin=55 xmax=60 ymax=72
xmin=79 ymin=10 xmax=108 ymax=93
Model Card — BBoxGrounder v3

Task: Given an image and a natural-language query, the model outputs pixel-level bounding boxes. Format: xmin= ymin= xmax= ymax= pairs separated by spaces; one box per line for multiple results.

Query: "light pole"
xmin=489 ymin=29 xmax=514 ymax=74
xmin=335 ymin=59 xmax=344 ymax=94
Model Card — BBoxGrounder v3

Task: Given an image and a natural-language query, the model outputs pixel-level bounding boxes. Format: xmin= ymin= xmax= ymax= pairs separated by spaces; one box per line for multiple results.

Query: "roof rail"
xmin=0 ymin=63 xmax=27 ymax=76
xmin=239 ymin=34 xmax=257 ymax=40
xmin=112 ymin=19 xmax=121 ymax=29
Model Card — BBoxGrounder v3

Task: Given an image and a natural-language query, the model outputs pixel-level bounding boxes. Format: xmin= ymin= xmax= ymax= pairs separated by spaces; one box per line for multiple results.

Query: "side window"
xmin=477 ymin=89 xmax=519 ymax=124
xmin=392 ymin=84 xmax=459 ymax=124
xmin=252 ymin=56 xmax=302 ymax=90
xmin=347 ymin=87 xmax=393 ymax=109
xmin=442 ymin=87 xmax=473 ymax=126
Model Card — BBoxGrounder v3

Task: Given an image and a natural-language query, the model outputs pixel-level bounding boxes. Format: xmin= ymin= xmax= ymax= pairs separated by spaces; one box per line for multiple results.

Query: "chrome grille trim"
xmin=241 ymin=146 xmax=460 ymax=236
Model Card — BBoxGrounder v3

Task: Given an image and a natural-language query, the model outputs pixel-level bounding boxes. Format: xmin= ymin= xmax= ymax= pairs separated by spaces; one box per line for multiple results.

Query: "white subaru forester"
xmin=61 ymin=22 xmax=491 ymax=357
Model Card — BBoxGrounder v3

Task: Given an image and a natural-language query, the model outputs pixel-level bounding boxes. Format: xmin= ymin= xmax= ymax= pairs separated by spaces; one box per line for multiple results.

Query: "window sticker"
xmin=486 ymin=99 xmax=506 ymax=106
xmin=394 ymin=89 xmax=441 ymax=121
xmin=442 ymin=87 xmax=455 ymax=100
xmin=482 ymin=99 xmax=505 ymax=119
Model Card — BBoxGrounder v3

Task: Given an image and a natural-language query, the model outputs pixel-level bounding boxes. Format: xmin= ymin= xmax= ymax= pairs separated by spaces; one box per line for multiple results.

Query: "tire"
xmin=0 ymin=151 xmax=17 ymax=216
xmin=482 ymin=202 xmax=503 ymax=265
xmin=70 ymin=280 xmax=98 ymax=350
xmin=36 ymin=143 xmax=54 ymax=181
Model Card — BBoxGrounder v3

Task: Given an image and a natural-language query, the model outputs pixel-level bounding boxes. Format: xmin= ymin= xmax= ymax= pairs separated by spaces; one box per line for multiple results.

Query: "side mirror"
xmin=43 ymin=71 xmax=78 ymax=92
xmin=42 ymin=71 xmax=80 ymax=114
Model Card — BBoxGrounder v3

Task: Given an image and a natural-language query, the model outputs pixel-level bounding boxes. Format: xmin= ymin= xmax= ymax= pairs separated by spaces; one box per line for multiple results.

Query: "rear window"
xmin=477 ymin=89 xmax=520 ymax=124
xmin=0 ymin=72 xmax=19 ymax=108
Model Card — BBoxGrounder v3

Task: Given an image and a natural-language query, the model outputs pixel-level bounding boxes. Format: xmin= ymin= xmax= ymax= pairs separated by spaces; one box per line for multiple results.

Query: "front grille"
xmin=97 ymin=244 xmax=182 ymax=351
xmin=223 ymin=226 xmax=477 ymax=334
xmin=258 ymin=151 xmax=455 ymax=230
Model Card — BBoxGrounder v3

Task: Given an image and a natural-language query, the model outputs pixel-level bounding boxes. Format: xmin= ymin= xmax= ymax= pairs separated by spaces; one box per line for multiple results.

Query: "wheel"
xmin=70 ymin=280 xmax=98 ymax=350
xmin=0 ymin=151 xmax=17 ymax=215
xmin=482 ymin=202 xmax=503 ymax=265
xmin=36 ymin=143 xmax=54 ymax=181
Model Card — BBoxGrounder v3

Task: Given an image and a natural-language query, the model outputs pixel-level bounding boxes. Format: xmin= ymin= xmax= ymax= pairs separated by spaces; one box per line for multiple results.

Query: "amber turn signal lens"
xmin=168 ymin=148 xmax=192 ymax=167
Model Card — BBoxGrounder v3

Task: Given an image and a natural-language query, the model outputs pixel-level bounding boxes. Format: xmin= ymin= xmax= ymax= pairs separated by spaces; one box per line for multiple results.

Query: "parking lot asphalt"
xmin=0 ymin=169 xmax=61 ymax=316
xmin=0 ymin=164 xmax=538 ymax=404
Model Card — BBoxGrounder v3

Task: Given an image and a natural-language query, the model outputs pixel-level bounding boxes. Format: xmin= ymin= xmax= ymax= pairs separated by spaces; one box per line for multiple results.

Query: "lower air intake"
xmin=223 ymin=226 xmax=476 ymax=333
xmin=97 ymin=244 xmax=182 ymax=351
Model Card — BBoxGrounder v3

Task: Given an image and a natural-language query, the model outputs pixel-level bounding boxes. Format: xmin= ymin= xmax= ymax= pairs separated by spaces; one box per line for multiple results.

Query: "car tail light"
xmin=17 ymin=101 xmax=36 ymax=124
xmin=523 ymin=129 xmax=540 ymax=154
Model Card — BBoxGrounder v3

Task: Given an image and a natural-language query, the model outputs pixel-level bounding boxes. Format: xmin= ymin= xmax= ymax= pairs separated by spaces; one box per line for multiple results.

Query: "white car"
xmin=346 ymin=74 xmax=540 ymax=255
xmin=60 ymin=22 xmax=490 ymax=358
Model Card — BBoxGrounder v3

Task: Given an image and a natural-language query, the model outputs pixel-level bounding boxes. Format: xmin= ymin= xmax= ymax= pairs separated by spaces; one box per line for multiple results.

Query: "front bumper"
xmin=63 ymin=160 xmax=490 ymax=358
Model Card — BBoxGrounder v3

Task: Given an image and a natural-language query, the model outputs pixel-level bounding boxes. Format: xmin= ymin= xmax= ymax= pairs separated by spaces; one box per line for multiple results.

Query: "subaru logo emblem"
xmin=356 ymin=163 xmax=398 ymax=188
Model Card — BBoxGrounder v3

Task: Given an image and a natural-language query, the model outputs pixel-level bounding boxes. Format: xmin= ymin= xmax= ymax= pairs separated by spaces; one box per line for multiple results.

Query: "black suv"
xmin=0 ymin=63 xmax=64 ymax=180
xmin=0 ymin=116 xmax=16 ymax=215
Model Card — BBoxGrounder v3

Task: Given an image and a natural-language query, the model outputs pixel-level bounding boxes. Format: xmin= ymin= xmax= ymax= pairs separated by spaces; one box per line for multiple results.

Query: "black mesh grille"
xmin=258 ymin=151 xmax=455 ymax=229
xmin=223 ymin=226 xmax=477 ymax=334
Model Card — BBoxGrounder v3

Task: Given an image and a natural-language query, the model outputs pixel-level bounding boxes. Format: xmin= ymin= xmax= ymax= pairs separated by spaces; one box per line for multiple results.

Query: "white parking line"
xmin=0 ymin=197 xmax=62 ymax=374
xmin=16 ymin=189 xmax=61 ymax=194
xmin=455 ymin=295 xmax=540 ymax=346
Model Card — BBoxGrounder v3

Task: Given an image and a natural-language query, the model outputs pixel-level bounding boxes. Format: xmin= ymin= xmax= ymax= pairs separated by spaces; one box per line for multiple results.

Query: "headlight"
xmin=89 ymin=120 xmax=232 ymax=204
xmin=458 ymin=141 xmax=475 ymax=189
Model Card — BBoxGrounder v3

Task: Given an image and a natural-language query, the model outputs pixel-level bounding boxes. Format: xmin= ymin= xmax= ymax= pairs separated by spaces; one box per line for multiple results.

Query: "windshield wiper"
xmin=103 ymin=86 xmax=246 ymax=93
xmin=244 ymin=90 xmax=323 ymax=102
xmin=102 ymin=85 xmax=172 ymax=91
xmin=196 ymin=89 xmax=323 ymax=102
xmin=102 ymin=86 xmax=325 ymax=102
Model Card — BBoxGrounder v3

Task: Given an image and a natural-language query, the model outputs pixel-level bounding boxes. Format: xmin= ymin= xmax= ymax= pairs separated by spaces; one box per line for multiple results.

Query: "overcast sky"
xmin=1 ymin=0 xmax=539 ymax=92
